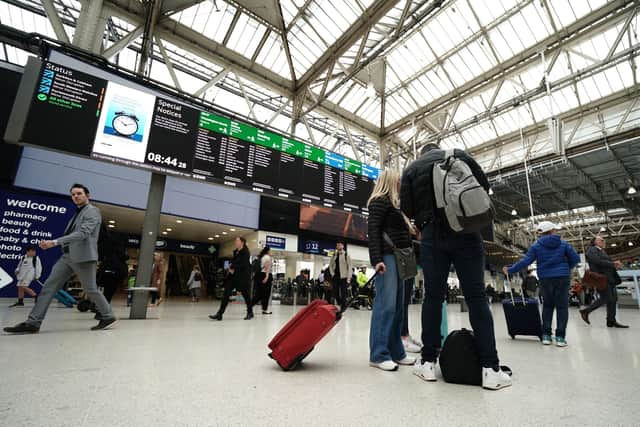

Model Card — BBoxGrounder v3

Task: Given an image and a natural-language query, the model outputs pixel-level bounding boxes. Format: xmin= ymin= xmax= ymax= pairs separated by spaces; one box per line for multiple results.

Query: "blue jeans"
xmin=369 ymin=254 xmax=406 ymax=363
xmin=539 ymin=277 xmax=570 ymax=338
xmin=420 ymin=228 xmax=499 ymax=368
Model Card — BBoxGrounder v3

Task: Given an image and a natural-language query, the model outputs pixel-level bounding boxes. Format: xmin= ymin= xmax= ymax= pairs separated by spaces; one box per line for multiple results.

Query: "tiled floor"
xmin=1 ymin=297 xmax=639 ymax=427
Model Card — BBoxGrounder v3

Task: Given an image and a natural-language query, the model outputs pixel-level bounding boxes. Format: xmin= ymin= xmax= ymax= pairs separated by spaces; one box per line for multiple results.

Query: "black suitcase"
xmin=502 ymin=282 xmax=543 ymax=341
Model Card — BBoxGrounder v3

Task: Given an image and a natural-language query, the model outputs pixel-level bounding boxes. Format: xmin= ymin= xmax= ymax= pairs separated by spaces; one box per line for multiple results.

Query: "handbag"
xmin=382 ymin=232 xmax=417 ymax=280
xmin=581 ymin=269 xmax=607 ymax=290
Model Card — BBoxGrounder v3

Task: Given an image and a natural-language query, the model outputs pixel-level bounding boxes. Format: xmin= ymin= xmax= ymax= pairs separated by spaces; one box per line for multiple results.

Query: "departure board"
xmin=11 ymin=58 xmax=380 ymax=214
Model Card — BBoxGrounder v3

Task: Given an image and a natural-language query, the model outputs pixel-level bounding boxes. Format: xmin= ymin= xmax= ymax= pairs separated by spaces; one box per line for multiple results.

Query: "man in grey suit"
xmin=4 ymin=184 xmax=116 ymax=333
xmin=579 ymin=235 xmax=628 ymax=328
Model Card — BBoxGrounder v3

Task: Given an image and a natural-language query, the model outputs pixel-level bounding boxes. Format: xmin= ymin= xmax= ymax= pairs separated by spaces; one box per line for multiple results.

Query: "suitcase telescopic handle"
xmin=338 ymin=273 xmax=378 ymax=316
xmin=506 ymin=274 xmax=525 ymax=307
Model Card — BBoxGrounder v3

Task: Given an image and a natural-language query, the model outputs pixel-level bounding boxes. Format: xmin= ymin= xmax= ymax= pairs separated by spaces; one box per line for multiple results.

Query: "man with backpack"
xmin=9 ymin=246 xmax=42 ymax=307
xmin=400 ymin=144 xmax=511 ymax=390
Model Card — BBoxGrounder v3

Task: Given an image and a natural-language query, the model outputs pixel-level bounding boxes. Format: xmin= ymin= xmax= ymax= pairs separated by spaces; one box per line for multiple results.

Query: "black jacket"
xmin=400 ymin=148 xmax=490 ymax=232
xmin=231 ymin=246 xmax=251 ymax=289
xmin=367 ymin=196 xmax=412 ymax=267
xmin=586 ymin=245 xmax=621 ymax=286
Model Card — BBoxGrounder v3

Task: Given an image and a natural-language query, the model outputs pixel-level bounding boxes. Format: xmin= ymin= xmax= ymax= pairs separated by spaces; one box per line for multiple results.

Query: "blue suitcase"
xmin=54 ymin=289 xmax=76 ymax=308
xmin=502 ymin=290 xmax=542 ymax=341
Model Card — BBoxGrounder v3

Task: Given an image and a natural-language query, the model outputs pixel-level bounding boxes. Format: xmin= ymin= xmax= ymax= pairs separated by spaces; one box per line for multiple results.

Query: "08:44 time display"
xmin=147 ymin=152 xmax=187 ymax=169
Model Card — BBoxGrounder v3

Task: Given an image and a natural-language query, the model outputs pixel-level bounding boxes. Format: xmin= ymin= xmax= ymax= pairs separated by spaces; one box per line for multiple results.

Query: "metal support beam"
xmin=237 ymin=74 xmax=259 ymax=122
xmin=344 ymin=125 xmax=361 ymax=162
xmin=606 ymin=6 xmax=637 ymax=61
xmin=73 ymin=0 xmax=105 ymax=53
xmin=41 ymin=0 xmax=70 ymax=44
xmin=137 ymin=0 xmax=164 ymax=76
xmin=102 ymin=25 xmax=144 ymax=59
xmin=155 ymin=36 xmax=182 ymax=90
xmin=193 ymin=69 xmax=228 ymax=97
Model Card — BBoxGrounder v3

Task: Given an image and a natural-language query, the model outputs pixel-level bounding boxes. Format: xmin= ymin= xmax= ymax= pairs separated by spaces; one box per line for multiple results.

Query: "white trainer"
xmin=413 ymin=359 xmax=437 ymax=382
xmin=369 ymin=360 xmax=398 ymax=371
xmin=402 ymin=337 xmax=422 ymax=353
xmin=482 ymin=367 xmax=512 ymax=390
xmin=395 ymin=356 xmax=416 ymax=366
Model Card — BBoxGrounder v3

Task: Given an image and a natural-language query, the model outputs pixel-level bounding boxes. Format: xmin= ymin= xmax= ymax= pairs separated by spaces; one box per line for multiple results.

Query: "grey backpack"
xmin=433 ymin=149 xmax=493 ymax=233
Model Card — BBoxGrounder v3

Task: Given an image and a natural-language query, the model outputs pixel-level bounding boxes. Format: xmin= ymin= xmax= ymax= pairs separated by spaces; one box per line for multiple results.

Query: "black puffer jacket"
xmin=400 ymin=148 xmax=490 ymax=232
xmin=367 ymin=196 xmax=412 ymax=267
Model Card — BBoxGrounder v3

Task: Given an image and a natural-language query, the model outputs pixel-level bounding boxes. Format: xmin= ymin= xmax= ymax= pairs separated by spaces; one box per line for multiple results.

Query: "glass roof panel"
xmin=169 ymin=1 xmax=238 ymax=45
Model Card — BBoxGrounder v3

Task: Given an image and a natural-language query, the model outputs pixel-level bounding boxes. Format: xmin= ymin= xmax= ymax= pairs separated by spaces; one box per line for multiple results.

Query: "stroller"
xmin=352 ymin=279 xmax=375 ymax=310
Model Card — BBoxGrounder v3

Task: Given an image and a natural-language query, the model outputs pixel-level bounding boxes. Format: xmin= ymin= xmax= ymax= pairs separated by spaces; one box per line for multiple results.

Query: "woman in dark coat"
xmin=209 ymin=237 xmax=254 ymax=320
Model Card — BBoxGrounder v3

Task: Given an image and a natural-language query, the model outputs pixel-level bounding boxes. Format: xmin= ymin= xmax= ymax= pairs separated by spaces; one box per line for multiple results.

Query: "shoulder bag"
xmin=382 ymin=232 xmax=417 ymax=280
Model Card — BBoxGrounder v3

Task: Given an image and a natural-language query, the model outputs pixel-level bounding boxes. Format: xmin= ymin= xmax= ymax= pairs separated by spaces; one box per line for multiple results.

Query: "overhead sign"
xmin=8 ymin=56 xmax=379 ymax=215
xmin=126 ymin=235 xmax=217 ymax=255
xmin=265 ymin=235 xmax=286 ymax=250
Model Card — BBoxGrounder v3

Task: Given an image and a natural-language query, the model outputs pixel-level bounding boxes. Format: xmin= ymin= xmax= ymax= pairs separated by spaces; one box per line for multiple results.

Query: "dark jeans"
xmin=250 ymin=273 xmax=272 ymax=311
xmin=420 ymin=229 xmax=499 ymax=368
xmin=217 ymin=280 xmax=252 ymax=315
xmin=539 ymin=277 xmax=570 ymax=338
xmin=401 ymin=278 xmax=414 ymax=337
xmin=333 ymin=278 xmax=349 ymax=311
xmin=584 ymin=280 xmax=618 ymax=323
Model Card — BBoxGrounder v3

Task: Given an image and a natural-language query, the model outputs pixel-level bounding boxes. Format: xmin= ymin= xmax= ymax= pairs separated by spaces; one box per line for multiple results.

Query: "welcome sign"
xmin=0 ymin=188 xmax=74 ymax=297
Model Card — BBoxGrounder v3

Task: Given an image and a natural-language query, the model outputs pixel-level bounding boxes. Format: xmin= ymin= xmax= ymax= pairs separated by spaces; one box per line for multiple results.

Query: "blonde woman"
xmin=367 ymin=170 xmax=416 ymax=371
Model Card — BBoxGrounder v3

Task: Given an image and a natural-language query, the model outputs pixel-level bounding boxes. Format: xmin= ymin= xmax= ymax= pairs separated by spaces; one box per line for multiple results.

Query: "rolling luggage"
xmin=502 ymin=278 xmax=542 ymax=341
xmin=268 ymin=274 xmax=375 ymax=371
xmin=54 ymin=289 xmax=76 ymax=308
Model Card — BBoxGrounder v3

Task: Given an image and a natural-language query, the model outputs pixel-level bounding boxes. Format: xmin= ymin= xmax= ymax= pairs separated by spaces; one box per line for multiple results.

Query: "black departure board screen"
xmin=10 ymin=58 xmax=379 ymax=214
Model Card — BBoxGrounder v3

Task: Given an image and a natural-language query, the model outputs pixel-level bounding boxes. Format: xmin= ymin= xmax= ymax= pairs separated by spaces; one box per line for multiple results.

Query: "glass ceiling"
xmin=0 ymin=0 xmax=638 ymax=172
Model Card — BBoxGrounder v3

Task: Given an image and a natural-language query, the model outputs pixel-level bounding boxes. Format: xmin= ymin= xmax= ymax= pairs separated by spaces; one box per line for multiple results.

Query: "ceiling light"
xmin=488 ymin=188 xmax=494 ymax=195
xmin=222 ymin=232 xmax=228 ymax=235
xmin=628 ymin=186 xmax=637 ymax=195
xmin=511 ymin=209 xmax=517 ymax=216
xmin=176 ymin=219 xmax=183 ymax=224
xmin=165 ymin=228 xmax=172 ymax=232
xmin=215 ymin=234 xmax=220 ymax=238
xmin=208 ymin=237 xmax=214 ymax=241
xmin=107 ymin=224 xmax=115 ymax=228
xmin=162 ymin=231 xmax=168 ymax=235
xmin=108 ymin=220 xmax=116 ymax=224
xmin=599 ymin=227 xmax=606 ymax=232
xmin=611 ymin=243 xmax=617 ymax=247
xmin=229 ymin=228 xmax=236 ymax=232
xmin=629 ymin=241 xmax=635 ymax=247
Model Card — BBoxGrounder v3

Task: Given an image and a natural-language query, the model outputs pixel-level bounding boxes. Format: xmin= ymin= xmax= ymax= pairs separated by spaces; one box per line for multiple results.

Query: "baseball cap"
xmin=536 ymin=221 xmax=561 ymax=233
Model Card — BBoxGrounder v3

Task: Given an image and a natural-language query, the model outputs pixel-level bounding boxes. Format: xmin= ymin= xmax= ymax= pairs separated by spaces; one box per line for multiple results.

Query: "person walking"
xmin=9 ymin=246 xmax=42 ymax=307
xmin=329 ymin=241 xmax=353 ymax=312
xmin=367 ymin=170 xmax=415 ymax=371
xmin=250 ymin=246 xmax=273 ymax=315
xmin=187 ymin=265 xmax=203 ymax=303
xmin=4 ymin=183 xmax=116 ymax=333
xmin=401 ymin=144 xmax=511 ymax=390
xmin=150 ymin=252 xmax=164 ymax=306
xmin=209 ymin=237 xmax=253 ymax=320
xmin=503 ymin=221 xmax=580 ymax=347
xmin=579 ymin=236 xmax=628 ymax=328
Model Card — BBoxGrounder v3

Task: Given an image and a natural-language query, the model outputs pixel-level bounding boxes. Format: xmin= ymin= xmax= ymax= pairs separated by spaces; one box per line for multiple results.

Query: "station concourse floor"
xmin=1 ymin=298 xmax=639 ymax=427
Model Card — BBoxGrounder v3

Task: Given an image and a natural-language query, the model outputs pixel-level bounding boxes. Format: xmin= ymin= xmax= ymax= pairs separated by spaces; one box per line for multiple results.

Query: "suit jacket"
xmin=586 ymin=245 xmax=618 ymax=285
xmin=56 ymin=203 xmax=102 ymax=263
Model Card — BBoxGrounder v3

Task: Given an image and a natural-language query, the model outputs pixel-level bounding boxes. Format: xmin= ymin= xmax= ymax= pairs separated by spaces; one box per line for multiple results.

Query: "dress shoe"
xmin=244 ymin=312 xmax=254 ymax=320
xmin=3 ymin=322 xmax=39 ymax=334
xmin=209 ymin=313 xmax=222 ymax=321
xmin=579 ymin=309 xmax=590 ymax=325
xmin=91 ymin=317 xmax=116 ymax=330
xmin=607 ymin=321 xmax=629 ymax=328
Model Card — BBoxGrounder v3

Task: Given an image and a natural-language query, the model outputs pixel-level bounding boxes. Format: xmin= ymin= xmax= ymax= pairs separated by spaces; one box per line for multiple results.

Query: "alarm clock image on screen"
xmin=111 ymin=111 xmax=140 ymax=138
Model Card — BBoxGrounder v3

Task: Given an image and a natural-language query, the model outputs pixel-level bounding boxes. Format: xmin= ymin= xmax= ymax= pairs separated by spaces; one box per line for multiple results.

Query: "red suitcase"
xmin=268 ymin=299 xmax=340 ymax=371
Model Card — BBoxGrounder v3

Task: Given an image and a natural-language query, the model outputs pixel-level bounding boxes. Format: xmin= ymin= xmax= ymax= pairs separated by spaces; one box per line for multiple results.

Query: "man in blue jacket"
xmin=503 ymin=221 xmax=580 ymax=347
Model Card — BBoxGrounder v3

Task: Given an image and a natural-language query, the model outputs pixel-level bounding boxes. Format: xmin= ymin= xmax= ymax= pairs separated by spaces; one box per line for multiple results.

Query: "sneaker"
xmin=369 ymin=360 xmax=398 ymax=371
xmin=409 ymin=336 xmax=423 ymax=347
xmin=402 ymin=337 xmax=422 ymax=353
xmin=90 ymin=318 xmax=117 ymax=331
xmin=9 ymin=302 xmax=24 ymax=307
xmin=542 ymin=335 xmax=552 ymax=345
xmin=555 ymin=337 xmax=568 ymax=347
xmin=413 ymin=359 xmax=437 ymax=382
xmin=482 ymin=367 xmax=512 ymax=390
xmin=395 ymin=356 xmax=416 ymax=366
